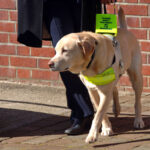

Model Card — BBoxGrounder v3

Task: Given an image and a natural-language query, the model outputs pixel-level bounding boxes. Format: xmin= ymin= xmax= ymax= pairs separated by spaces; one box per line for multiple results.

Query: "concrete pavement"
xmin=0 ymin=81 xmax=150 ymax=150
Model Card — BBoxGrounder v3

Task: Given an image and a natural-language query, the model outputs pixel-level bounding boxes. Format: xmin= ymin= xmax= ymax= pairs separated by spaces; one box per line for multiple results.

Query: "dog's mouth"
xmin=51 ymin=67 xmax=69 ymax=72
xmin=64 ymin=67 xmax=69 ymax=71
xmin=49 ymin=60 xmax=69 ymax=72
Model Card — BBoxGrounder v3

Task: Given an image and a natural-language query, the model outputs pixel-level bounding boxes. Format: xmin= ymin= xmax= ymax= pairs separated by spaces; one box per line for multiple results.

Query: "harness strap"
xmin=83 ymin=34 xmax=124 ymax=86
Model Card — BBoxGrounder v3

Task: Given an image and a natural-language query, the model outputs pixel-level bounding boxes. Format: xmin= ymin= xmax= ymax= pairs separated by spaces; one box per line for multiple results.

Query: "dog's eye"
xmin=62 ymin=49 xmax=67 ymax=54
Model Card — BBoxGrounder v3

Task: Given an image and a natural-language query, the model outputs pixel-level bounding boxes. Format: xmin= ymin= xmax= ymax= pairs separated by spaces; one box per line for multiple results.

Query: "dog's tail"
xmin=118 ymin=7 xmax=127 ymax=29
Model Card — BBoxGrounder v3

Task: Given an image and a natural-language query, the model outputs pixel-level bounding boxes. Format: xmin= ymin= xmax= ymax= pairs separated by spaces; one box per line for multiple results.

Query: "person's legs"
xmin=60 ymin=72 xmax=94 ymax=121
xmin=43 ymin=0 xmax=94 ymax=134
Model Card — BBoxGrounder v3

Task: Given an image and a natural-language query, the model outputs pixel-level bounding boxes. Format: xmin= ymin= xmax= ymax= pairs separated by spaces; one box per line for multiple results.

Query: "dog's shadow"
xmin=93 ymin=114 xmax=150 ymax=148
xmin=109 ymin=113 xmax=150 ymax=133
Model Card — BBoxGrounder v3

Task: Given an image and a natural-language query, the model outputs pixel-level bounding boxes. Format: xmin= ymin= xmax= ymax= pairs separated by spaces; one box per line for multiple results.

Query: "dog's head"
xmin=48 ymin=32 xmax=97 ymax=73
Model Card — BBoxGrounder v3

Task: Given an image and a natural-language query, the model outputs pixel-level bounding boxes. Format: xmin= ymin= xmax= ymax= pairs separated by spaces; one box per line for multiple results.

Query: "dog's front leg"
xmin=88 ymin=88 xmax=113 ymax=136
xmin=85 ymin=90 xmax=112 ymax=143
xmin=101 ymin=114 xmax=113 ymax=136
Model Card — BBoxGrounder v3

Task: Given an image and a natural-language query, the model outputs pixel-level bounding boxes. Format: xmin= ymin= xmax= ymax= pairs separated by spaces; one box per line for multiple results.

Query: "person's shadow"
xmin=0 ymin=99 xmax=70 ymax=137
xmin=0 ymin=98 xmax=149 ymax=143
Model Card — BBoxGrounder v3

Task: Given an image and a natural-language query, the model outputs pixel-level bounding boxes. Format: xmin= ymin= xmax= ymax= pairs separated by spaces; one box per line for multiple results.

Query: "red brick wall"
xmin=0 ymin=0 xmax=150 ymax=93
xmin=0 ymin=0 xmax=60 ymax=86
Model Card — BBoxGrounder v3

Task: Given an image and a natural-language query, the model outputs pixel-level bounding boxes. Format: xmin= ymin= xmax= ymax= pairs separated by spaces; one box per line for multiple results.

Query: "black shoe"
xmin=64 ymin=116 xmax=93 ymax=135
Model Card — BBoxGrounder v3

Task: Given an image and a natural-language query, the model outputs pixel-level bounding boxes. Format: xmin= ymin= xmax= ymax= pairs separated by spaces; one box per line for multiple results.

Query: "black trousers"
xmin=43 ymin=0 xmax=94 ymax=123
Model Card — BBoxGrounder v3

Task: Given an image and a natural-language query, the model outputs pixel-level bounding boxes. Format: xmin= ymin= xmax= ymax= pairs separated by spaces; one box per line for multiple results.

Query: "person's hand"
xmin=101 ymin=0 xmax=115 ymax=4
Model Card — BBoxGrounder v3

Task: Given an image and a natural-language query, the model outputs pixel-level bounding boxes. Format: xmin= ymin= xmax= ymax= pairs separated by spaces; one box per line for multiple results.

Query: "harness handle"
xmin=104 ymin=4 xmax=107 ymax=14
xmin=103 ymin=0 xmax=117 ymax=14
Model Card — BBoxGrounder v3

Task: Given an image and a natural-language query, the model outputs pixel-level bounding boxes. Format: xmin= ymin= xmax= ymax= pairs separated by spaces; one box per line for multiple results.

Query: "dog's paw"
xmin=85 ymin=131 xmax=98 ymax=143
xmin=101 ymin=127 xmax=114 ymax=136
xmin=134 ymin=118 xmax=145 ymax=129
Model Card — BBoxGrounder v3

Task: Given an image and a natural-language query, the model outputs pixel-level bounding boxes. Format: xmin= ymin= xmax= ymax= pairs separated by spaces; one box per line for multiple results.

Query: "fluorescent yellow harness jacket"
xmin=83 ymin=67 xmax=116 ymax=86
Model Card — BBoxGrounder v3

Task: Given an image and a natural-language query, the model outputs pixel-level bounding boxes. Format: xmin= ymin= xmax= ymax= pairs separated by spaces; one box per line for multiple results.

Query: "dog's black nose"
xmin=48 ymin=61 xmax=55 ymax=68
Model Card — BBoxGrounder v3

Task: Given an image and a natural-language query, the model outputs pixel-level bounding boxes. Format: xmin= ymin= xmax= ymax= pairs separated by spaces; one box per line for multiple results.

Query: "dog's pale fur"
xmin=48 ymin=8 xmax=145 ymax=143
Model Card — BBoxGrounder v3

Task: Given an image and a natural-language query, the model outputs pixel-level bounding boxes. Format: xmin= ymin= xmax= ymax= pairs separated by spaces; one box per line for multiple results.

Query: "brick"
xmin=148 ymin=4 xmax=150 ymax=16
xmin=148 ymin=54 xmax=150 ymax=64
xmin=0 ymin=22 xmax=15 ymax=32
xmin=143 ymin=76 xmax=148 ymax=87
xmin=9 ymin=10 xmax=17 ymax=21
xmin=42 ymin=40 xmax=52 ymax=46
xmin=32 ymin=70 xmax=59 ymax=80
xmin=17 ymin=46 xmax=30 ymax=56
xmin=126 ymin=17 xmax=140 ymax=28
xmin=0 ymin=33 xmax=8 ymax=43
xmin=23 ymin=135 xmax=64 ymax=145
xmin=17 ymin=69 xmax=30 ymax=79
xmin=0 ymin=10 xmax=8 ymax=20
xmin=117 ymin=0 xmax=124 ymax=2
xmin=119 ymin=76 xmax=131 ymax=86
xmin=0 ymin=56 xmax=9 ymax=66
xmin=0 ymin=0 xmax=16 ymax=9
xmin=0 ymin=45 xmax=16 ymax=55
xmin=141 ymin=18 xmax=150 ymax=28
xmin=125 ymin=0 xmax=138 ymax=3
xmin=31 ymin=47 xmax=55 ymax=57
xmin=142 ymin=65 xmax=150 ymax=76
xmin=121 ymin=5 xmax=148 ymax=16
xmin=38 ymin=59 xmax=49 ymax=69
xmin=32 ymin=70 xmax=50 ymax=80
xmin=9 ymin=33 xmax=19 ymax=44
xmin=129 ymin=29 xmax=147 ymax=40
xmin=49 ymin=71 xmax=60 ymax=80
xmin=11 ymin=57 xmax=37 ymax=68
xmin=140 ymin=0 xmax=150 ymax=3
xmin=123 ymin=87 xmax=134 ymax=93
xmin=143 ymin=87 xmax=150 ymax=93
xmin=148 ymin=77 xmax=150 ymax=87
xmin=106 ymin=4 xmax=118 ymax=14
xmin=0 ymin=68 xmax=16 ymax=78
xmin=142 ymin=53 xmax=147 ymax=64
xmin=141 ymin=41 xmax=150 ymax=51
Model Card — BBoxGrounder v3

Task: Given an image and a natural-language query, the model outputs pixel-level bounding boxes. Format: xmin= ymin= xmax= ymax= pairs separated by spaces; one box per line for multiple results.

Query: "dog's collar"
xmin=86 ymin=34 xmax=117 ymax=69
xmin=86 ymin=49 xmax=116 ymax=69
xmin=86 ymin=50 xmax=96 ymax=69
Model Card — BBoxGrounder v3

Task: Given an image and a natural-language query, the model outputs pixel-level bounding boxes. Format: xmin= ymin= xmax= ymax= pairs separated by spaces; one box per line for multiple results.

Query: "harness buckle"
xmin=112 ymin=37 xmax=118 ymax=47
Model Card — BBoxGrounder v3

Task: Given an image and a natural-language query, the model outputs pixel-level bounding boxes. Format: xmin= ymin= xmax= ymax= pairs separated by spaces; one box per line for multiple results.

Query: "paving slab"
xmin=0 ymin=81 xmax=150 ymax=150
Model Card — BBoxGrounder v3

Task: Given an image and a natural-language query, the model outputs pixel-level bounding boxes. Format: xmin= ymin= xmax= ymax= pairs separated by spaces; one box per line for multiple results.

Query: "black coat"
xmin=17 ymin=0 xmax=100 ymax=47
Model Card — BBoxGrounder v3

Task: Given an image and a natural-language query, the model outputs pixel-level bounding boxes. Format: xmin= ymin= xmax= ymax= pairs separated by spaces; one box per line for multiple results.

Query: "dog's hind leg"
xmin=113 ymin=86 xmax=121 ymax=118
xmin=127 ymin=52 xmax=145 ymax=129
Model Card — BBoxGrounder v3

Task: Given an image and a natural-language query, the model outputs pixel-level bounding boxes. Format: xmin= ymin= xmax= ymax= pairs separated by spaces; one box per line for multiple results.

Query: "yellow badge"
xmin=95 ymin=14 xmax=117 ymax=36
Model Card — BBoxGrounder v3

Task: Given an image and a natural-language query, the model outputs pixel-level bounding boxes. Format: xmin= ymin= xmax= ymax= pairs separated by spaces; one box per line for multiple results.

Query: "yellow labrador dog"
xmin=48 ymin=8 xmax=145 ymax=143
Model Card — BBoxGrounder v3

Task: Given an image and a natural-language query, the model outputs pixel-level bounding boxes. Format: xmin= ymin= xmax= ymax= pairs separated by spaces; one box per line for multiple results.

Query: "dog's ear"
xmin=77 ymin=38 xmax=95 ymax=58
